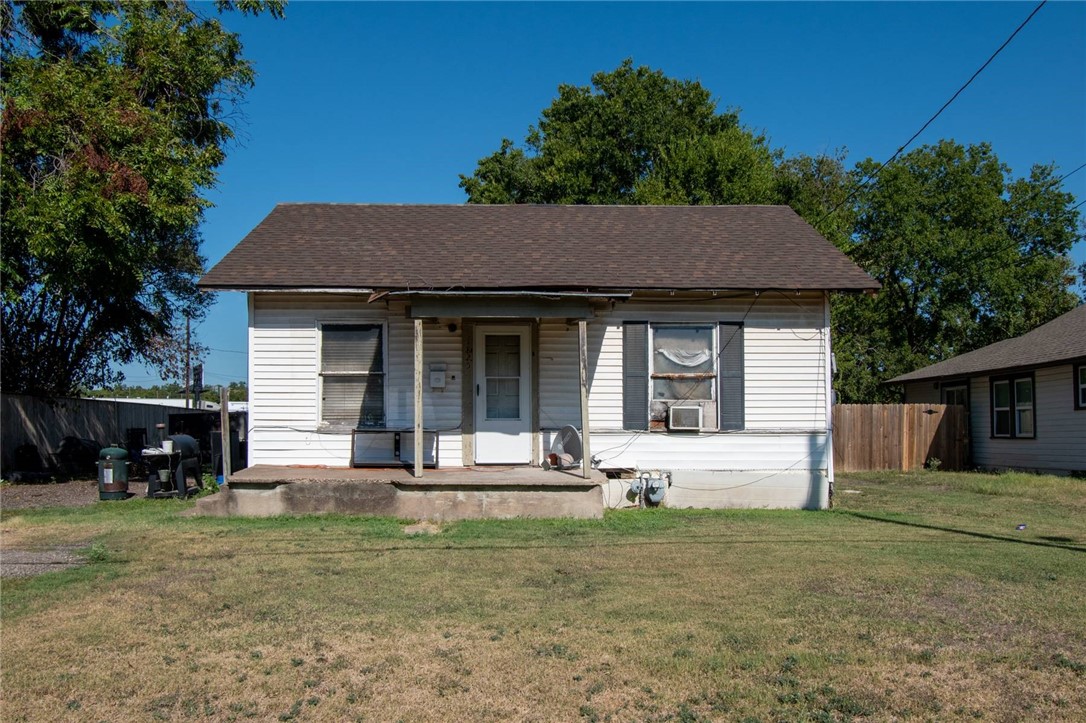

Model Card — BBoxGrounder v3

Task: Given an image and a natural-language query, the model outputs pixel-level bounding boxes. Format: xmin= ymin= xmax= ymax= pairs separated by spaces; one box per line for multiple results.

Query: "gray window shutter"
xmin=718 ymin=323 xmax=744 ymax=430
xmin=623 ymin=322 xmax=649 ymax=430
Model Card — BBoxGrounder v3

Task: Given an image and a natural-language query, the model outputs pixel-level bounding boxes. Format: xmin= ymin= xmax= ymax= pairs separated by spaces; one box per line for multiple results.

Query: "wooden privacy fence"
xmin=833 ymin=404 xmax=969 ymax=472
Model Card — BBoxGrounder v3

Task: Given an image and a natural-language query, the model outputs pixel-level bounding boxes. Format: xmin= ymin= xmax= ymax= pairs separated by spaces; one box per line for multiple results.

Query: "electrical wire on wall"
xmin=591 ymin=290 xmax=833 ymax=499
xmin=591 ymin=292 xmax=762 ymax=467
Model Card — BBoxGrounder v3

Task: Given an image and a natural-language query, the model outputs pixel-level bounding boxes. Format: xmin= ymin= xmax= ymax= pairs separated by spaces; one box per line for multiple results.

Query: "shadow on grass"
xmin=839 ymin=511 xmax=1086 ymax=553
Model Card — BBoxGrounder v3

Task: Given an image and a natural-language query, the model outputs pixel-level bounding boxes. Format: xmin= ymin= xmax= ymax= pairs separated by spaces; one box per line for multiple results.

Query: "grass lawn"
xmin=2 ymin=471 xmax=1084 ymax=722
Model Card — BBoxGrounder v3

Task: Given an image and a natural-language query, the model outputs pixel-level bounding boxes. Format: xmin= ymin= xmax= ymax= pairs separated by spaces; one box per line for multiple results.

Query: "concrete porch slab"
xmin=193 ymin=464 xmax=606 ymax=520
xmin=227 ymin=464 xmax=604 ymax=487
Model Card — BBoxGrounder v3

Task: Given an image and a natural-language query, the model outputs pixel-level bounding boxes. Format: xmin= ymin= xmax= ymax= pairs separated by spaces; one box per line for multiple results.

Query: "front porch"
xmin=193 ymin=464 xmax=607 ymax=520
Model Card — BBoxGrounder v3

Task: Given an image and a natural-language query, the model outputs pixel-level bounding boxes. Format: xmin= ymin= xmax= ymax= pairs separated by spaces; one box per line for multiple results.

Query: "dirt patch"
xmin=404 ymin=521 xmax=442 ymax=535
xmin=1 ymin=479 xmax=149 ymax=510
xmin=0 ymin=545 xmax=87 ymax=579
xmin=1 ymin=481 xmax=150 ymax=579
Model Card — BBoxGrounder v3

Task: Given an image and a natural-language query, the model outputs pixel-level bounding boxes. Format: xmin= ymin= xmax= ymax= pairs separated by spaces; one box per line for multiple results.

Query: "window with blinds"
xmin=320 ymin=324 xmax=385 ymax=428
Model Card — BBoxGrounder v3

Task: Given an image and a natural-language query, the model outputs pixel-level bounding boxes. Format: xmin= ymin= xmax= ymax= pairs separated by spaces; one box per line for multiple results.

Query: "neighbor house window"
xmin=941 ymin=383 xmax=968 ymax=408
xmin=320 ymin=323 xmax=385 ymax=427
xmin=990 ymin=374 xmax=1034 ymax=439
xmin=1076 ymin=364 xmax=1086 ymax=410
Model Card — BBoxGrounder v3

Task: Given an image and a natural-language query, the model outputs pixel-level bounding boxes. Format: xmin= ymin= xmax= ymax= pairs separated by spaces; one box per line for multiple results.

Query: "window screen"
xmin=321 ymin=324 xmax=384 ymax=427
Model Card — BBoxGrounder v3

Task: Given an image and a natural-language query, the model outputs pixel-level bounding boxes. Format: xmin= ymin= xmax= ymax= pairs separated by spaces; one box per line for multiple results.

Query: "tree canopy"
xmin=1 ymin=0 xmax=283 ymax=396
xmin=461 ymin=61 xmax=1084 ymax=401
xmin=85 ymin=379 xmax=248 ymax=402
xmin=459 ymin=59 xmax=780 ymax=206
xmin=833 ymin=141 xmax=1082 ymax=401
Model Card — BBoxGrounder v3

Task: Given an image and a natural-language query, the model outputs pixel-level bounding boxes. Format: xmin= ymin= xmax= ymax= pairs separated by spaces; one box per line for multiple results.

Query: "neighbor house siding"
xmin=903 ymin=381 xmax=942 ymax=405
xmin=971 ymin=364 xmax=1086 ymax=474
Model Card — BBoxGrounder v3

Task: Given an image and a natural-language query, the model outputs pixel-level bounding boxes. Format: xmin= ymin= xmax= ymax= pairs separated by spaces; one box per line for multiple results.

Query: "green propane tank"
xmin=98 ymin=444 xmax=129 ymax=500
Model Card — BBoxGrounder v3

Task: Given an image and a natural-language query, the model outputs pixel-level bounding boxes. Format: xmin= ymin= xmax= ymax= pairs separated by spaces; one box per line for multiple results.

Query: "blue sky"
xmin=119 ymin=1 xmax=1086 ymax=389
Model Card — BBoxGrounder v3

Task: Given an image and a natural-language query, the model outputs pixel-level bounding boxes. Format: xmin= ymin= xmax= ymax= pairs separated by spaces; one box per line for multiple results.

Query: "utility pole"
xmin=184 ymin=317 xmax=191 ymax=409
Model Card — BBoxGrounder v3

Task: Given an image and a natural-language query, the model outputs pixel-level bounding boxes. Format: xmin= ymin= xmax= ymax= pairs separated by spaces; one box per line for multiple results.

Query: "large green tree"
xmin=459 ymin=59 xmax=779 ymax=205
xmin=461 ymin=63 xmax=1083 ymax=402
xmin=834 ymin=141 xmax=1081 ymax=401
xmin=1 ymin=0 xmax=283 ymax=396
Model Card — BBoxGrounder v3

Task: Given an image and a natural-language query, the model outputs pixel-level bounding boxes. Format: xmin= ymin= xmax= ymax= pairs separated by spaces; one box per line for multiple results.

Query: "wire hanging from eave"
xmin=813 ymin=1 xmax=1049 ymax=229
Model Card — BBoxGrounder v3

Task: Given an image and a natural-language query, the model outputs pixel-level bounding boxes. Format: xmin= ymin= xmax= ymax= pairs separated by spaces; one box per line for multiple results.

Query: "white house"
xmin=199 ymin=204 xmax=877 ymax=511
xmin=889 ymin=304 xmax=1086 ymax=476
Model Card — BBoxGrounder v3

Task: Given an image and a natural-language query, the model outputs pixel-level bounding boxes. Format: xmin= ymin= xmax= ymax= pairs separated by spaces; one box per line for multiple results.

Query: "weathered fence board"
xmin=833 ymin=404 xmax=969 ymax=472
xmin=1 ymin=393 xmax=204 ymax=474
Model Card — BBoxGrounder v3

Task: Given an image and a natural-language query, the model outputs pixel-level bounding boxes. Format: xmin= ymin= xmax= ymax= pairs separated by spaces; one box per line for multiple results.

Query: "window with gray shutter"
xmin=320 ymin=324 xmax=385 ymax=427
xmin=718 ymin=323 xmax=744 ymax=430
xmin=623 ymin=322 xmax=649 ymax=430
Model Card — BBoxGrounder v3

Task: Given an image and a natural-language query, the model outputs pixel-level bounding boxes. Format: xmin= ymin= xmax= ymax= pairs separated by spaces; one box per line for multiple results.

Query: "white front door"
xmin=474 ymin=326 xmax=531 ymax=464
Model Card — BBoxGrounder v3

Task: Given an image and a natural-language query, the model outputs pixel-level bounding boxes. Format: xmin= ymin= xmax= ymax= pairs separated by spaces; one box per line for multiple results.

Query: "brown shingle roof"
xmin=887 ymin=304 xmax=1086 ymax=384
xmin=198 ymin=204 xmax=878 ymax=292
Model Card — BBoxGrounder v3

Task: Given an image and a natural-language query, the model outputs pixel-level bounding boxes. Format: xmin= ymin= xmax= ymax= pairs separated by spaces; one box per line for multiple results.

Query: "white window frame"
xmin=648 ymin=323 xmax=718 ymax=404
xmin=990 ymin=374 xmax=1034 ymax=440
xmin=318 ymin=321 xmax=388 ymax=429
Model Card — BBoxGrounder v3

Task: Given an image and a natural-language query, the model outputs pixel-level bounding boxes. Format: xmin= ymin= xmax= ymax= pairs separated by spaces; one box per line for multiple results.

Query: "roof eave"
xmin=885 ymin=354 xmax=1086 ymax=385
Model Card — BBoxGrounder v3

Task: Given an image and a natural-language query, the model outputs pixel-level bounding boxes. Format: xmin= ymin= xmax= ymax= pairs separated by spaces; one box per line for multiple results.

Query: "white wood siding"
xmin=387 ymin=303 xmax=464 ymax=464
xmin=248 ymin=295 xmax=463 ymax=467
xmin=538 ymin=320 xmax=581 ymax=428
xmin=971 ymin=365 xmax=1086 ymax=474
xmin=598 ymin=470 xmax=829 ymax=511
xmin=250 ymin=291 xmax=831 ymax=478
xmin=540 ymin=293 xmax=830 ymax=490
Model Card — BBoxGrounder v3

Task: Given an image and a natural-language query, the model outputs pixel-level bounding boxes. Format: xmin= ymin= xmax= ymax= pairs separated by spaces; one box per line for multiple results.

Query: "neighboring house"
xmin=888 ymin=305 xmax=1086 ymax=476
xmin=199 ymin=204 xmax=877 ymax=509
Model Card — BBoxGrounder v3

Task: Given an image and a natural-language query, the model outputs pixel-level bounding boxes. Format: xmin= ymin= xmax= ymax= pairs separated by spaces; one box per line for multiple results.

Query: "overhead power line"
xmin=816 ymin=0 xmax=1048 ymax=226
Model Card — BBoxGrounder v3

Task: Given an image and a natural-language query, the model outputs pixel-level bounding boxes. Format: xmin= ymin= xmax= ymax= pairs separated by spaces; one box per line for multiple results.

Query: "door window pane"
xmin=486 ymin=378 xmax=520 ymax=419
xmin=484 ymin=334 xmax=521 ymax=419
xmin=485 ymin=335 xmax=520 ymax=376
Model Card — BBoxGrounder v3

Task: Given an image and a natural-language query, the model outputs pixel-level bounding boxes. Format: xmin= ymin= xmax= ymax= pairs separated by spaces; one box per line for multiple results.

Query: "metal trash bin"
xmin=98 ymin=444 xmax=129 ymax=500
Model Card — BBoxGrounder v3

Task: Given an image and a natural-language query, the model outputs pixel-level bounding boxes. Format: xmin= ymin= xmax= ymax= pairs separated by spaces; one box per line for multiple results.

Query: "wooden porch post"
xmin=219 ymin=386 xmax=232 ymax=485
xmin=578 ymin=320 xmax=593 ymax=480
xmin=414 ymin=318 xmax=424 ymax=478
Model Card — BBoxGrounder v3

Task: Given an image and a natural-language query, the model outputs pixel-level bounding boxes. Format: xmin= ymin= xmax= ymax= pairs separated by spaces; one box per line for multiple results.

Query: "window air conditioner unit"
xmin=668 ymin=406 xmax=702 ymax=432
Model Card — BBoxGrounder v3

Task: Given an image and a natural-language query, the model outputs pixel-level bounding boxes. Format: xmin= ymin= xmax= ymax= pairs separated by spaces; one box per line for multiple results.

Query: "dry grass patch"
xmin=2 ymin=472 xmax=1085 ymax=720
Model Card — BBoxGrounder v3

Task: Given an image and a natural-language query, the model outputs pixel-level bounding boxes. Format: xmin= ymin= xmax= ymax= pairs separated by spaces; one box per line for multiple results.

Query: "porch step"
xmin=192 ymin=465 xmax=604 ymax=520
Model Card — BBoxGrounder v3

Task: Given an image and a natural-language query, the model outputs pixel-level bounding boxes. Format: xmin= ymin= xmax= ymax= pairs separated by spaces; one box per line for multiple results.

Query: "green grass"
xmin=2 ymin=470 xmax=1084 ymax=721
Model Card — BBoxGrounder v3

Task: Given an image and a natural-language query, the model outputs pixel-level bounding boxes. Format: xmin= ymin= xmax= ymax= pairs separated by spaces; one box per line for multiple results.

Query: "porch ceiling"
xmin=402 ymin=292 xmax=628 ymax=320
